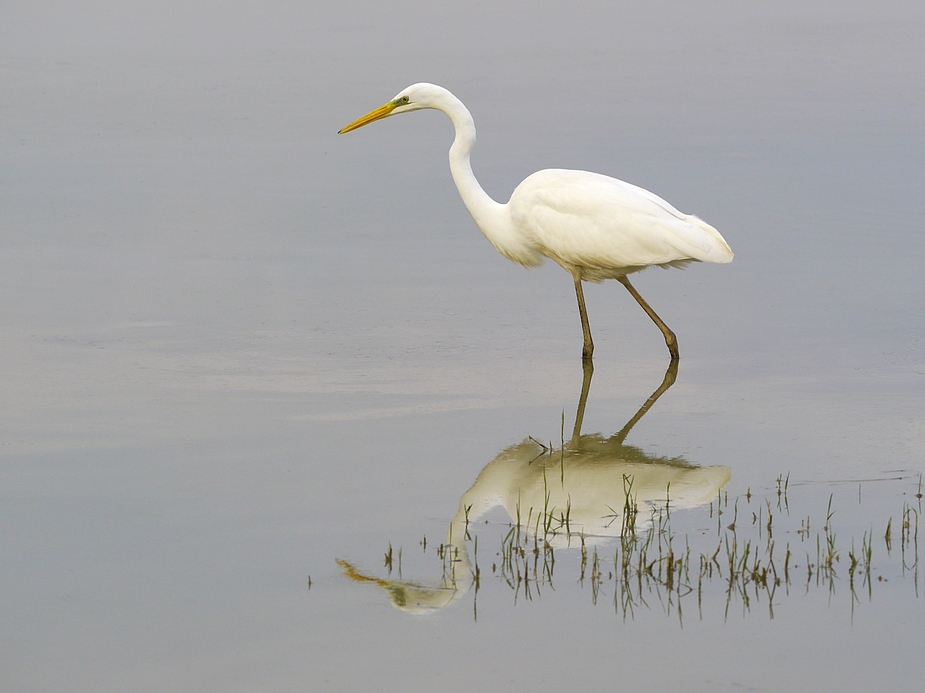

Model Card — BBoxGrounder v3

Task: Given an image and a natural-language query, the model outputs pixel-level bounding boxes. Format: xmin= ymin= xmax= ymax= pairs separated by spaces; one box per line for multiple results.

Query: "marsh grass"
xmin=352 ymin=472 xmax=924 ymax=621
xmin=531 ymin=475 xmax=912 ymax=620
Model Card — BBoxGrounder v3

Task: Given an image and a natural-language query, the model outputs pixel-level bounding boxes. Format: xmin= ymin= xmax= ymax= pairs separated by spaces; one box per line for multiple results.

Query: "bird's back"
xmin=507 ymin=169 xmax=733 ymax=281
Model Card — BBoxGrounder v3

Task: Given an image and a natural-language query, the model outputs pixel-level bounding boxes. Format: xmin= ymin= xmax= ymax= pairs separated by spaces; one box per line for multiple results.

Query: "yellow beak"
xmin=338 ymin=102 xmax=397 ymax=134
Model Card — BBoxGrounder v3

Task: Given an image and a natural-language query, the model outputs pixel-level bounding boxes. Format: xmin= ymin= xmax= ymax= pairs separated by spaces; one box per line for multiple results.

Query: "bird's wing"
xmin=509 ymin=170 xmax=732 ymax=271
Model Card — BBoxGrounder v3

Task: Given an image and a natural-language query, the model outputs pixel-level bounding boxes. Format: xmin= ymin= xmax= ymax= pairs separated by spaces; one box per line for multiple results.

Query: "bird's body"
xmin=507 ymin=168 xmax=731 ymax=281
xmin=339 ymin=83 xmax=732 ymax=360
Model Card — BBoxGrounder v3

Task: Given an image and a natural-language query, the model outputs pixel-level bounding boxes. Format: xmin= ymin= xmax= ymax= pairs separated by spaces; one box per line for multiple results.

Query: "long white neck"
xmin=440 ymin=93 xmax=502 ymax=225
xmin=436 ymin=90 xmax=540 ymax=267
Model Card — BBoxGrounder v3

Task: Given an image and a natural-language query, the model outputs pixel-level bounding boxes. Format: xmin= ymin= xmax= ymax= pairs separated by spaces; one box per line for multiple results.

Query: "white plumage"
xmin=339 ymin=83 xmax=733 ymax=360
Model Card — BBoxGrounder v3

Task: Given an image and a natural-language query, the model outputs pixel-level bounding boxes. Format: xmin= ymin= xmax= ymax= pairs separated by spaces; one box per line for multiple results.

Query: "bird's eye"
xmin=400 ymin=95 xmax=410 ymax=104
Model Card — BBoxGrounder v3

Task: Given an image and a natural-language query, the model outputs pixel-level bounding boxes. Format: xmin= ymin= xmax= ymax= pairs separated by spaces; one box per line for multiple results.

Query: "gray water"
xmin=2 ymin=2 xmax=924 ymax=691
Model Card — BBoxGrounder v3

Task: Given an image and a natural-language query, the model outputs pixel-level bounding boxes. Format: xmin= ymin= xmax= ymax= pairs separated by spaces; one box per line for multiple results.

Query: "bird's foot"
xmin=665 ymin=332 xmax=679 ymax=361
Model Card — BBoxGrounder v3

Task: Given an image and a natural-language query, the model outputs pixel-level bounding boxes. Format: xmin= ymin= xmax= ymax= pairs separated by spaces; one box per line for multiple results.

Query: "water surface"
xmin=2 ymin=2 xmax=924 ymax=691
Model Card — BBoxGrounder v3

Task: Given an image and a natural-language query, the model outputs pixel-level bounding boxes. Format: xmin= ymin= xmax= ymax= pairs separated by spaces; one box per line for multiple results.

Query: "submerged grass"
xmin=493 ymin=474 xmax=922 ymax=620
xmin=349 ymin=472 xmax=924 ymax=621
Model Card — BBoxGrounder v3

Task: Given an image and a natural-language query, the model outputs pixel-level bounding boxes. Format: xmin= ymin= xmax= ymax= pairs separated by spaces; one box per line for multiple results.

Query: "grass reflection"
xmin=338 ymin=361 xmax=923 ymax=621
xmin=340 ymin=474 xmax=922 ymax=622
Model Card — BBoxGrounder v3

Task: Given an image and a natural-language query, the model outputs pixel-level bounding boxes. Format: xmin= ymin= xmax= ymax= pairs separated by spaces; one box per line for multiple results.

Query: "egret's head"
xmin=338 ymin=83 xmax=443 ymax=134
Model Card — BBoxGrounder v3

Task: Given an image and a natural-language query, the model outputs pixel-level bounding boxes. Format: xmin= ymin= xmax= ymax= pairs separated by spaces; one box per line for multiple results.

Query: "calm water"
xmin=2 ymin=2 xmax=924 ymax=691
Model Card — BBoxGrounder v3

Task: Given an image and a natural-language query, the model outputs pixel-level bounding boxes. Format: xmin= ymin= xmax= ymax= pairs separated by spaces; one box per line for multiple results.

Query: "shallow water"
xmin=2 ymin=2 xmax=924 ymax=691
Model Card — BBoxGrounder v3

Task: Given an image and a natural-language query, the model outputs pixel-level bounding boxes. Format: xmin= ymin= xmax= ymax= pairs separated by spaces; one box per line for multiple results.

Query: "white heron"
xmin=339 ymin=83 xmax=733 ymax=360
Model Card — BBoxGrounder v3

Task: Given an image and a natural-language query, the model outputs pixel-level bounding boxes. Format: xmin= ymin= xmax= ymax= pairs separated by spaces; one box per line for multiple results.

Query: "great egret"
xmin=339 ymin=83 xmax=733 ymax=360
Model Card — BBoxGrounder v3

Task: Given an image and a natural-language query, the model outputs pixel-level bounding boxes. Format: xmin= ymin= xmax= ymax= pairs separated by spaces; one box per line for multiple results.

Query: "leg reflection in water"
xmin=337 ymin=359 xmax=730 ymax=614
xmin=569 ymin=357 xmax=678 ymax=449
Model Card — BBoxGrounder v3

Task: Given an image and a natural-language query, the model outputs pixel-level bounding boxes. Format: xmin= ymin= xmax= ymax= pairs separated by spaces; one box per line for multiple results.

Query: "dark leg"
xmin=616 ymin=275 xmax=679 ymax=361
xmin=573 ymin=273 xmax=594 ymax=360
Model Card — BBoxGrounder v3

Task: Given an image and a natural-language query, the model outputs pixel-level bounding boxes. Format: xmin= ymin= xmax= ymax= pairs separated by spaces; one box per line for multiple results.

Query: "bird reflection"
xmin=338 ymin=360 xmax=730 ymax=613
